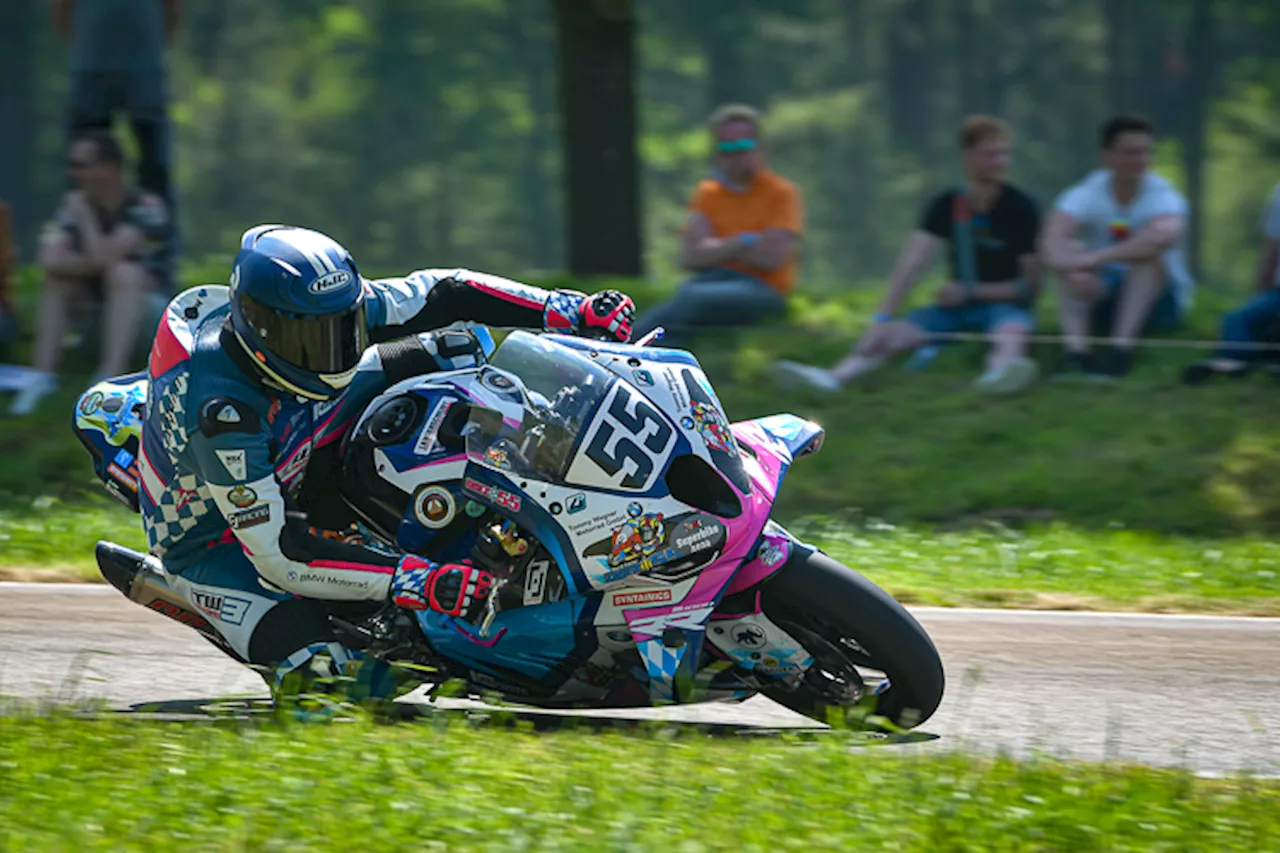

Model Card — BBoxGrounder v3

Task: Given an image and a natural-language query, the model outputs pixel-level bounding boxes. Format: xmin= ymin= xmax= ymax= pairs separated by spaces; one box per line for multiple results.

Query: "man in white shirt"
xmin=1182 ymin=181 xmax=1280 ymax=383
xmin=1039 ymin=115 xmax=1193 ymax=380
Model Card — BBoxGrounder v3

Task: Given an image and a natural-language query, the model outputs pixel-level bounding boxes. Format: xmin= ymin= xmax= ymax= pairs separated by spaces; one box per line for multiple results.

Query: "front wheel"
xmin=757 ymin=545 xmax=945 ymax=729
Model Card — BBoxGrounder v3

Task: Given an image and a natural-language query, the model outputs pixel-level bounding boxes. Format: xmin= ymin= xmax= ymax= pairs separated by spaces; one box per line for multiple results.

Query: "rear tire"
xmin=757 ymin=546 xmax=944 ymax=729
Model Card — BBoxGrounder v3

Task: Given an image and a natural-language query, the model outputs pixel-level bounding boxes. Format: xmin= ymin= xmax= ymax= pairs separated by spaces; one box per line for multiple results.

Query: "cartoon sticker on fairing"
xmin=756 ymin=536 xmax=790 ymax=570
xmin=582 ymin=507 xmax=727 ymax=586
xmin=684 ymin=399 xmax=735 ymax=455
xmin=609 ymin=502 xmax=664 ymax=567
xmin=484 ymin=444 xmax=512 ymax=470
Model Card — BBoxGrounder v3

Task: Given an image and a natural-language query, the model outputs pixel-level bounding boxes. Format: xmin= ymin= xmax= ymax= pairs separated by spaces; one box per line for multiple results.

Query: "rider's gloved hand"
xmin=391 ymin=556 xmax=495 ymax=623
xmin=545 ymin=289 xmax=635 ymax=343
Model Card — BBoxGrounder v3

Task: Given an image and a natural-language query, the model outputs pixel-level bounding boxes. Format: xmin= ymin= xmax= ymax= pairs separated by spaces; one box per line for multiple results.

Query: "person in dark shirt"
xmin=9 ymin=130 xmax=173 ymax=416
xmin=773 ymin=115 xmax=1044 ymax=396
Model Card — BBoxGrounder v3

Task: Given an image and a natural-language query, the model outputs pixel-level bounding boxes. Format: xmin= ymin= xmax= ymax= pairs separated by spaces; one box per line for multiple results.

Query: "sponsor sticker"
xmin=628 ymin=602 xmax=715 ymax=636
xmin=413 ymin=485 xmax=456 ymax=529
xmin=309 ymin=269 xmax=352 ymax=294
xmin=612 ymin=589 xmax=673 ymax=607
xmin=145 ymin=598 xmax=213 ymax=632
xmin=215 ymin=449 xmax=247 ymax=481
xmin=566 ymin=508 xmax=623 ymax=539
xmin=480 ymin=370 xmax=518 ymax=393
xmin=413 ymin=399 xmax=454 ymax=457
xmin=672 ymin=518 xmax=722 ymax=552
xmin=293 ymin=571 xmax=371 ymax=591
xmin=732 ymin=623 xmax=767 ymax=648
xmin=757 ymin=536 xmax=789 ymax=569
xmin=79 ymin=391 xmax=104 ymax=417
xmin=229 ymin=504 xmax=270 ymax=530
xmin=632 ymin=369 xmax=655 ymax=386
xmin=463 ymin=477 xmax=522 ymax=512
xmin=567 ymin=493 xmax=587 ymax=514
xmin=523 ymin=559 xmax=550 ymax=606
xmin=277 ymin=440 xmax=313 ymax=485
xmin=106 ymin=462 xmax=138 ymax=491
xmin=227 ymin=485 xmax=257 ymax=508
xmin=190 ymin=590 xmax=251 ymax=625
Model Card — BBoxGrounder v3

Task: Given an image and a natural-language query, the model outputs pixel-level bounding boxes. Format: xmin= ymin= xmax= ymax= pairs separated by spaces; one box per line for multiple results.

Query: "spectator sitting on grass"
xmin=1038 ymin=115 xmax=1193 ymax=381
xmin=55 ymin=0 xmax=181 ymax=227
xmin=8 ymin=130 xmax=173 ymax=416
xmin=630 ymin=104 xmax=804 ymax=348
xmin=1182 ymin=180 xmax=1280 ymax=383
xmin=771 ymin=115 xmax=1043 ymax=396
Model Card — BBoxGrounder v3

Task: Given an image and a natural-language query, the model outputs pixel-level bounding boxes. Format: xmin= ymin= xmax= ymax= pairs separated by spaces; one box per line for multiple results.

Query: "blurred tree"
xmin=552 ymin=0 xmax=643 ymax=277
xmin=1179 ymin=0 xmax=1219 ymax=277
xmin=0 ymin=0 xmax=38 ymax=254
xmin=5 ymin=0 xmax=1279 ymax=293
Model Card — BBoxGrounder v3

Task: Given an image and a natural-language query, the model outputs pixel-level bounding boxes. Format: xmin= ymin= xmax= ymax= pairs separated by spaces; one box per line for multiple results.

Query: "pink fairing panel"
xmin=622 ymin=420 xmax=790 ymax=641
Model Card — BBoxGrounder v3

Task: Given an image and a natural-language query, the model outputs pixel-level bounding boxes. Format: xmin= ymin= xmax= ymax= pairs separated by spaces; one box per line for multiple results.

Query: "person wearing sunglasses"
xmin=631 ymin=104 xmax=804 ymax=348
xmin=8 ymin=129 xmax=174 ymax=416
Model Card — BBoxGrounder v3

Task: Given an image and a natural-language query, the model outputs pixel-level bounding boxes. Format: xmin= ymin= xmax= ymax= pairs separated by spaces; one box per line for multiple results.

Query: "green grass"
xmin=7 ymin=503 xmax=1279 ymax=614
xmin=3 ymin=270 xmax=1279 ymax=612
xmin=792 ymin=517 xmax=1280 ymax=614
xmin=1 ymin=715 xmax=1277 ymax=851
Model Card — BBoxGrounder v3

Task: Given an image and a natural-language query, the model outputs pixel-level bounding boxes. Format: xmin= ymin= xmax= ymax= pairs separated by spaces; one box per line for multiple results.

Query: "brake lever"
xmin=477 ymin=578 xmax=507 ymax=639
xmin=634 ymin=327 xmax=664 ymax=347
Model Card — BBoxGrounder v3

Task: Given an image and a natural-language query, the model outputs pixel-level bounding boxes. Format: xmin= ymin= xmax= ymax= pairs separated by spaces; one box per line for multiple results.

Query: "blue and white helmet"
xmin=229 ymin=225 xmax=368 ymax=400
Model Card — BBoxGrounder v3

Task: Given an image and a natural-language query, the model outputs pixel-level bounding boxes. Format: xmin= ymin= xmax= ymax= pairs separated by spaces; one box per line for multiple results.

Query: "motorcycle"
xmin=74 ymin=326 xmax=945 ymax=730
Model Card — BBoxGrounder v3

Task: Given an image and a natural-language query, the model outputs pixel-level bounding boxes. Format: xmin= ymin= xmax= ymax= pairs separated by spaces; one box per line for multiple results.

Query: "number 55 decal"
xmin=567 ymin=382 xmax=676 ymax=491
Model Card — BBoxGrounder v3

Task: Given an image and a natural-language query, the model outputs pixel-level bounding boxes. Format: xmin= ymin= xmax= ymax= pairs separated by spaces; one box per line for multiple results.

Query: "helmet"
xmin=229 ymin=225 xmax=368 ymax=400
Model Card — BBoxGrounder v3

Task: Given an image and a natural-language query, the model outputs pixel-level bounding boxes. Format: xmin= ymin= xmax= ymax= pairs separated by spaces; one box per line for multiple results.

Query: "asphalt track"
xmin=3 ymin=582 xmax=1278 ymax=776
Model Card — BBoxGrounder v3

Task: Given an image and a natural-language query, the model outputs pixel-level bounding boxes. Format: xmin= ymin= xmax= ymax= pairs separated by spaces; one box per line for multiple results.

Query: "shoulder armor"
xmin=198 ymin=396 xmax=260 ymax=436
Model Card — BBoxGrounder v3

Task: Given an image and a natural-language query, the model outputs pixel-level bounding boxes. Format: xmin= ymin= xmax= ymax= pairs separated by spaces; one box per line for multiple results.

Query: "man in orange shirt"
xmin=632 ymin=104 xmax=804 ymax=347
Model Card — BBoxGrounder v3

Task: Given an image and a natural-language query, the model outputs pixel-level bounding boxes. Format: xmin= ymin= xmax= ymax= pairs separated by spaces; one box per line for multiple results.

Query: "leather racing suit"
xmin=138 ymin=269 xmax=621 ymax=690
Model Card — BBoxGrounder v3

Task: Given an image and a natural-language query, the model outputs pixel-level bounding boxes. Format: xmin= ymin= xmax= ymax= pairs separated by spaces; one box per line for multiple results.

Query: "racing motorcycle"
xmin=73 ymin=325 xmax=945 ymax=730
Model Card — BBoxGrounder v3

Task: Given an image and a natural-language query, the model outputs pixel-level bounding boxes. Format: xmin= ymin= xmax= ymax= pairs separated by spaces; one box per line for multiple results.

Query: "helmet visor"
xmin=240 ymin=294 xmax=369 ymax=376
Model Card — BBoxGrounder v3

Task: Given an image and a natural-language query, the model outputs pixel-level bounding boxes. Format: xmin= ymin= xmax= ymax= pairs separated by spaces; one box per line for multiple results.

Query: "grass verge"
xmin=4 ymin=503 xmax=1278 ymax=616
xmin=4 ymin=274 xmax=1279 ymax=614
xmin=1 ymin=714 xmax=1277 ymax=851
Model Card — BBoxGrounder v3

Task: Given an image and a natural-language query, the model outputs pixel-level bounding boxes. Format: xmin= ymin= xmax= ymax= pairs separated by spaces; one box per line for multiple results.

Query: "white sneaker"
xmin=771 ymin=359 xmax=842 ymax=393
xmin=8 ymin=372 xmax=58 ymax=416
xmin=972 ymin=357 xmax=1040 ymax=396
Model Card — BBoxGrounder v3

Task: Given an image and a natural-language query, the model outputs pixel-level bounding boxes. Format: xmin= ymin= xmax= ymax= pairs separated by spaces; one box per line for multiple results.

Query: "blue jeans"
xmin=1089 ymin=266 xmax=1183 ymax=337
xmin=907 ymin=302 xmax=1035 ymax=338
xmin=1218 ymin=288 xmax=1280 ymax=361
xmin=632 ymin=269 xmax=786 ymax=348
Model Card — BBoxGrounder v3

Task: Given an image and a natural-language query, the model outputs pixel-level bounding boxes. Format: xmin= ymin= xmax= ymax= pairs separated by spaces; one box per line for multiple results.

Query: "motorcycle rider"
xmin=139 ymin=224 xmax=634 ymax=704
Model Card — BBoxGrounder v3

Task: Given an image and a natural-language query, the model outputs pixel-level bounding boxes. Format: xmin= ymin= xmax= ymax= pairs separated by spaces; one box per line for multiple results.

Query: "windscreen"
xmin=464 ymin=332 xmax=616 ymax=483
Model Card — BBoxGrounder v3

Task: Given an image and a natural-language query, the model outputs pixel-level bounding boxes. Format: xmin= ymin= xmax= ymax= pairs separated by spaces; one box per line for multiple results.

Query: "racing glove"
xmin=544 ymin=289 xmax=636 ymax=343
xmin=391 ymin=555 xmax=495 ymax=623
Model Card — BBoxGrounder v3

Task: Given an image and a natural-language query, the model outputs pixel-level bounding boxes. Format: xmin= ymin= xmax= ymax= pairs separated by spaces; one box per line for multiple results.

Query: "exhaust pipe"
xmin=94 ymin=540 xmax=221 ymax=640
